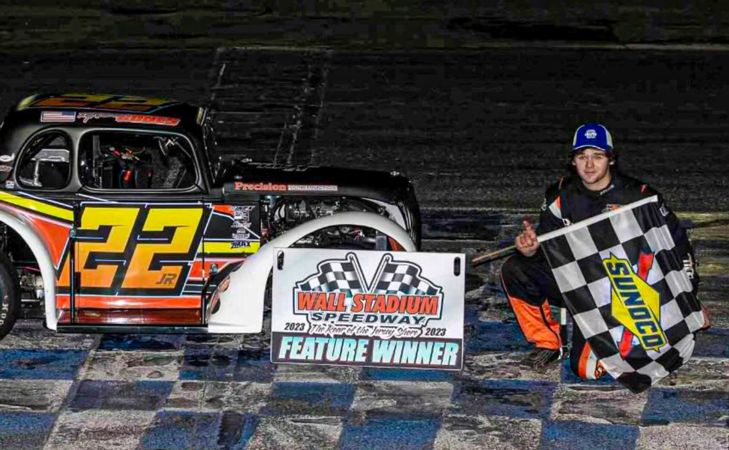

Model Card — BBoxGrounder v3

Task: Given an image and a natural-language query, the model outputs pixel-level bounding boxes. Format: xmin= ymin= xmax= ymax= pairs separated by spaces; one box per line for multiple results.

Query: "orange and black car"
xmin=0 ymin=93 xmax=420 ymax=339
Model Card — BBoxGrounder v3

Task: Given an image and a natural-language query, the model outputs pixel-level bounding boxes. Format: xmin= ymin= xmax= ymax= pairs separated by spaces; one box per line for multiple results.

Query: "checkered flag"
xmin=539 ymin=196 xmax=705 ymax=393
xmin=295 ymin=253 xmax=365 ymax=293
xmin=371 ymin=254 xmax=441 ymax=296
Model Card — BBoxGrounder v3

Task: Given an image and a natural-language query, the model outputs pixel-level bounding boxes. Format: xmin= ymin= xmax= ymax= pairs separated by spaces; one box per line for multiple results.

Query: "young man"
xmin=500 ymin=123 xmax=699 ymax=376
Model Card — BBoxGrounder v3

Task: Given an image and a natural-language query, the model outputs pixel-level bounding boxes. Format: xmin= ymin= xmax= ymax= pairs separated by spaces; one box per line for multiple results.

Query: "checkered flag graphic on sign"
xmin=371 ymin=255 xmax=441 ymax=296
xmin=539 ymin=196 xmax=705 ymax=393
xmin=296 ymin=253 xmax=365 ymax=293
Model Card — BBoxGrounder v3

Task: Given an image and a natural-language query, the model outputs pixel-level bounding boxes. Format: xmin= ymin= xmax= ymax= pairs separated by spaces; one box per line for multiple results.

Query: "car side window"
xmin=78 ymin=131 xmax=197 ymax=190
xmin=16 ymin=132 xmax=72 ymax=189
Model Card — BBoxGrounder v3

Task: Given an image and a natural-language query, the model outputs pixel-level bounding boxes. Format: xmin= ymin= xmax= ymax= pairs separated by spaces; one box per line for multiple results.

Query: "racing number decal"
xmin=32 ymin=94 xmax=176 ymax=113
xmin=93 ymin=96 xmax=172 ymax=112
xmin=60 ymin=204 xmax=206 ymax=296
xmin=122 ymin=208 xmax=204 ymax=292
xmin=76 ymin=207 xmax=138 ymax=289
xmin=33 ymin=94 xmax=112 ymax=108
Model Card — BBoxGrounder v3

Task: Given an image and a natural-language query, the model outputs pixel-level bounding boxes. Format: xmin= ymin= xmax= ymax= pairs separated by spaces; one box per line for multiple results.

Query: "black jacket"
xmin=536 ymin=172 xmax=698 ymax=291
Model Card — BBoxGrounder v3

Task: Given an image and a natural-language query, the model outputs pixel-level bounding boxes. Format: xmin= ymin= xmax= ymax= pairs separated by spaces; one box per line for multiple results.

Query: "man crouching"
xmin=499 ymin=123 xmax=700 ymax=377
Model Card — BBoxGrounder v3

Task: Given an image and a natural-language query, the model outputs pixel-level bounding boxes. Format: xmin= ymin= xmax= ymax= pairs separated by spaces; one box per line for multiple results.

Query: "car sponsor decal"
xmin=196 ymin=241 xmax=260 ymax=255
xmin=0 ymin=154 xmax=15 ymax=163
xmin=287 ymin=184 xmax=338 ymax=192
xmin=233 ymin=182 xmax=338 ymax=192
xmin=77 ymin=112 xmax=180 ymax=126
xmin=115 ymin=114 xmax=180 ymax=126
xmin=29 ymin=94 xmax=178 ymax=113
xmin=77 ymin=112 xmax=118 ymax=123
xmin=200 ymin=204 xmax=261 ymax=255
xmin=234 ymin=182 xmax=287 ymax=191
xmin=40 ymin=111 xmax=77 ymax=123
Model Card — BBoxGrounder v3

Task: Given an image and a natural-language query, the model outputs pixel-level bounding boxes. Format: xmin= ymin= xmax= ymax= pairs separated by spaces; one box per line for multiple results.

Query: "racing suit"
xmin=500 ymin=172 xmax=699 ymax=377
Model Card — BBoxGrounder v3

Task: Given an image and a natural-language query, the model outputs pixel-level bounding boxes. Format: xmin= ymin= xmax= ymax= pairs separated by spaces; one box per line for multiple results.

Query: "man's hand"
xmin=515 ymin=220 xmax=540 ymax=257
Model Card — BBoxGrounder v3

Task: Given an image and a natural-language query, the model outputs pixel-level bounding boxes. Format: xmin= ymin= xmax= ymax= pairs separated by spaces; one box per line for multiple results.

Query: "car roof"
xmin=0 ymin=93 xmax=207 ymax=161
xmin=14 ymin=93 xmax=203 ymax=125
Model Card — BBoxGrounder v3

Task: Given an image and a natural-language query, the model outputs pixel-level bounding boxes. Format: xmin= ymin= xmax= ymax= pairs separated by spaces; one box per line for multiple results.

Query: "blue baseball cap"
xmin=572 ymin=123 xmax=613 ymax=154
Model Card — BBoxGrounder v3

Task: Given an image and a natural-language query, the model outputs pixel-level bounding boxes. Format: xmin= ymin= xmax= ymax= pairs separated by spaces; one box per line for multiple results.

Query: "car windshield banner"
xmin=271 ymin=248 xmax=465 ymax=370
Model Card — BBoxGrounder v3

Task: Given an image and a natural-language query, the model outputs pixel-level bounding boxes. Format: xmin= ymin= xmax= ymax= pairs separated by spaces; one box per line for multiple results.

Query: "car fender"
xmin=0 ymin=208 xmax=58 ymax=330
xmin=207 ymin=211 xmax=416 ymax=333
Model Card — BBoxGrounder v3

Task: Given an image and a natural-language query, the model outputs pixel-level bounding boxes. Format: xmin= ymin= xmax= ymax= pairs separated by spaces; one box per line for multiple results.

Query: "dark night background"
xmin=2 ymin=1 xmax=729 ymax=211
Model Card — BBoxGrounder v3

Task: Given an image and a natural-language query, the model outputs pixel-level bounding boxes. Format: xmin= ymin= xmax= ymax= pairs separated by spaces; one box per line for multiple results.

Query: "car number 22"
xmin=58 ymin=204 xmax=208 ymax=295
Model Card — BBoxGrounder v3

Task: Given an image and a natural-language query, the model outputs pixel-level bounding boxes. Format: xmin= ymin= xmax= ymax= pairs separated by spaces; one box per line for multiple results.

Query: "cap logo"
xmin=585 ymin=129 xmax=597 ymax=139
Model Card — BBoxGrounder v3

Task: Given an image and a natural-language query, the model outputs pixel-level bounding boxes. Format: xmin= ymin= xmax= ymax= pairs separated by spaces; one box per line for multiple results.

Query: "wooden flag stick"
xmin=470 ymin=214 xmax=727 ymax=268
xmin=471 ymin=245 xmax=517 ymax=267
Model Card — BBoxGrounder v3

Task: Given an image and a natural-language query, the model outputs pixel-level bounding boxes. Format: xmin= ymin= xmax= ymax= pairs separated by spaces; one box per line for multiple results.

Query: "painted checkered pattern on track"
xmin=0 ymin=300 xmax=726 ymax=450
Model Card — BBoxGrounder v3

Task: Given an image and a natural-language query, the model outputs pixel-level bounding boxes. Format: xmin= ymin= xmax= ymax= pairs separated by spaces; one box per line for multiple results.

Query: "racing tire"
xmin=0 ymin=252 xmax=19 ymax=341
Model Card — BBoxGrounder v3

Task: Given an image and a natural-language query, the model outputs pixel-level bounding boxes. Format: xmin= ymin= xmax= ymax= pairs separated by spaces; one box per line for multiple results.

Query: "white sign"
xmin=271 ymin=248 xmax=465 ymax=370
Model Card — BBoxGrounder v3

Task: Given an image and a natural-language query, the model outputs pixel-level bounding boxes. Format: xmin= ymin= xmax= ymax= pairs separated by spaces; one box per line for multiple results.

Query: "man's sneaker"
xmin=580 ymin=349 xmax=608 ymax=380
xmin=522 ymin=348 xmax=560 ymax=370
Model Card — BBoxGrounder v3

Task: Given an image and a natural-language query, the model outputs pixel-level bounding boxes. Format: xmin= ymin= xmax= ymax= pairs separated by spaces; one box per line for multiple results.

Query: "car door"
xmin=67 ymin=128 xmax=210 ymax=326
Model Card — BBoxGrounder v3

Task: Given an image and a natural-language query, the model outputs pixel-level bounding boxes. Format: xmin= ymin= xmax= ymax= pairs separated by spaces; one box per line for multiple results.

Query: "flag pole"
xmin=471 ymin=245 xmax=516 ymax=267
xmin=469 ymin=200 xmax=729 ymax=268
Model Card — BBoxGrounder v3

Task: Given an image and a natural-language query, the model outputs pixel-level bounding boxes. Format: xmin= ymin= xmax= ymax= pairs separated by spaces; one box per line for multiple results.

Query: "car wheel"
xmin=0 ymin=252 xmax=20 ymax=341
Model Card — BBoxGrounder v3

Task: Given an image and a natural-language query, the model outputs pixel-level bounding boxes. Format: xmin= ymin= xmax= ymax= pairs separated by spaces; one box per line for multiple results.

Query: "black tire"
xmin=0 ymin=252 xmax=20 ymax=341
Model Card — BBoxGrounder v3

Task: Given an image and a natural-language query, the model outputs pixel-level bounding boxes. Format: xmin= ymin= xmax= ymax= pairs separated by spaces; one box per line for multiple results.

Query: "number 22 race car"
xmin=0 ymin=93 xmax=420 ymax=340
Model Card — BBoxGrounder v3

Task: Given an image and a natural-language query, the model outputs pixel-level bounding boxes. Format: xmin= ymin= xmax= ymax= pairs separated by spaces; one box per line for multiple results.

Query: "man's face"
xmin=572 ymin=147 xmax=612 ymax=190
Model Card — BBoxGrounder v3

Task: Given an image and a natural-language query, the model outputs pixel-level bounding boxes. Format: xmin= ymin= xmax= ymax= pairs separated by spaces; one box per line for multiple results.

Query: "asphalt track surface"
xmin=0 ymin=48 xmax=727 ymax=449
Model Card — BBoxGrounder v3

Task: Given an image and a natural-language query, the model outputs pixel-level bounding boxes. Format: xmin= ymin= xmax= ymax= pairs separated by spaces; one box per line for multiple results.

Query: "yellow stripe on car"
xmin=0 ymin=192 xmax=73 ymax=221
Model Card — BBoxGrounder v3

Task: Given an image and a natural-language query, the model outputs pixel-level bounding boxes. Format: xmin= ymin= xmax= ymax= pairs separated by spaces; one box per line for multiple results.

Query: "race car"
xmin=0 ymin=93 xmax=420 ymax=339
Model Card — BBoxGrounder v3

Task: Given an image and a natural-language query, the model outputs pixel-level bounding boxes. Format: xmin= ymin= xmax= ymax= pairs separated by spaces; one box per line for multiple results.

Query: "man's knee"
xmin=501 ymin=254 xmax=538 ymax=298
xmin=500 ymin=255 xmax=524 ymax=287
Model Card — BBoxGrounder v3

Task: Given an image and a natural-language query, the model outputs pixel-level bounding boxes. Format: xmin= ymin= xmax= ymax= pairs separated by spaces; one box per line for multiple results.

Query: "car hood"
xmin=218 ymin=162 xmax=413 ymax=203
